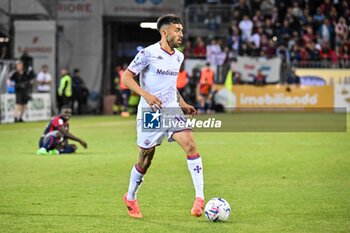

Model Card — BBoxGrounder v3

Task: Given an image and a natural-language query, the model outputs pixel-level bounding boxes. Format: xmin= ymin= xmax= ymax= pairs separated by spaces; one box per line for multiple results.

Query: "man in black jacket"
xmin=9 ymin=60 xmax=34 ymax=122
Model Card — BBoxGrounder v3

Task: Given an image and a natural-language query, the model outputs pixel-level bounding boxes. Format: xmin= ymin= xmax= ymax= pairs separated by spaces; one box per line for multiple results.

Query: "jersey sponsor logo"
xmin=156 ymin=69 xmax=179 ymax=76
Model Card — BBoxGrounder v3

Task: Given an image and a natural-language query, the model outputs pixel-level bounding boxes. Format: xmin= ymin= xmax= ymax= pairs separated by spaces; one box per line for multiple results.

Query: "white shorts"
xmin=136 ymin=107 xmax=191 ymax=149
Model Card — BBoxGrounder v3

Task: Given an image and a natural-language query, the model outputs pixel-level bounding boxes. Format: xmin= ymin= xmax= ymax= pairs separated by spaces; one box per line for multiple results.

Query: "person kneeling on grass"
xmin=37 ymin=105 xmax=87 ymax=155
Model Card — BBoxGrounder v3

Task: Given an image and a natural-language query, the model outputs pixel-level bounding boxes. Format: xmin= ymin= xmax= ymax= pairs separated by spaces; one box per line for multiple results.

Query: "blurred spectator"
xmin=318 ymin=18 xmax=335 ymax=48
xmin=313 ymin=7 xmax=325 ymax=29
xmin=227 ymin=24 xmax=241 ymax=57
xmin=177 ymin=65 xmax=189 ymax=97
xmin=284 ymin=7 xmax=301 ymax=32
xmin=320 ymin=0 xmax=333 ymax=17
xmin=234 ymin=0 xmax=251 ymax=19
xmin=252 ymin=9 xmax=265 ymax=28
xmin=249 ymin=42 xmax=261 ymax=57
xmin=338 ymin=0 xmax=350 ymax=17
xmin=250 ymin=27 xmax=261 ymax=48
xmin=204 ymin=12 xmax=220 ymax=31
xmin=290 ymin=44 xmax=302 ymax=65
xmin=276 ymin=44 xmax=291 ymax=65
xmin=119 ymin=64 xmax=130 ymax=117
xmin=183 ymin=40 xmax=194 ymax=58
xmin=335 ymin=17 xmax=349 ymax=44
xmin=187 ymin=67 xmax=201 ymax=106
xmin=328 ymin=6 xmax=338 ymax=25
xmin=239 ymin=42 xmax=250 ymax=56
xmin=9 ymin=60 xmax=35 ymax=122
xmin=254 ymin=69 xmax=266 ymax=85
xmin=36 ymin=64 xmax=52 ymax=93
xmin=305 ymin=41 xmax=321 ymax=63
xmin=341 ymin=44 xmax=350 ymax=67
xmin=260 ymin=0 xmax=274 ymax=16
xmin=334 ymin=45 xmax=343 ymax=67
xmin=197 ymin=62 xmax=214 ymax=113
xmin=263 ymin=39 xmax=276 ymax=58
xmin=291 ymin=1 xmax=303 ymax=18
xmin=320 ymin=42 xmax=336 ymax=61
xmin=57 ymin=68 xmax=72 ymax=112
xmin=302 ymin=25 xmax=316 ymax=46
xmin=279 ymin=19 xmax=292 ymax=40
xmin=286 ymin=67 xmax=300 ymax=85
xmin=288 ymin=31 xmax=300 ymax=50
xmin=238 ymin=14 xmax=253 ymax=41
xmin=271 ymin=6 xmax=279 ymax=24
xmin=262 ymin=18 xmax=274 ymax=38
xmin=233 ymin=71 xmax=242 ymax=85
xmin=112 ymin=65 xmax=122 ymax=115
xmin=193 ymin=37 xmax=206 ymax=57
xmin=207 ymin=38 xmax=227 ymax=65
xmin=72 ymin=68 xmax=88 ymax=115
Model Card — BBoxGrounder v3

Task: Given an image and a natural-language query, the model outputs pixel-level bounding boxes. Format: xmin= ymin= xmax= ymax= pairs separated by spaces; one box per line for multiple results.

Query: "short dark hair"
xmin=157 ymin=14 xmax=182 ymax=31
xmin=61 ymin=105 xmax=72 ymax=112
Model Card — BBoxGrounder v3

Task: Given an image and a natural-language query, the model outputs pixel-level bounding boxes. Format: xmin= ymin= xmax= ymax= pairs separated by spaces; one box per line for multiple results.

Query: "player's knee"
xmin=184 ymin=139 xmax=197 ymax=155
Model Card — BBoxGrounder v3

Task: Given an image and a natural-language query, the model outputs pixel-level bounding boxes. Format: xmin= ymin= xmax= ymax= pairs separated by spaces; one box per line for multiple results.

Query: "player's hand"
xmin=181 ymin=103 xmax=197 ymax=116
xmin=79 ymin=140 xmax=88 ymax=149
xmin=144 ymin=93 xmax=162 ymax=111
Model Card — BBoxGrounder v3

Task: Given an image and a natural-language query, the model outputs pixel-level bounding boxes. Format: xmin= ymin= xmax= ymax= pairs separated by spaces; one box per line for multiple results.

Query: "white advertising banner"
xmin=235 ymin=56 xmax=281 ymax=83
xmin=334 ymin=84 xmax=350 ymax=112
xmin=1 ymin=93 xmax=51 ymax=123
xmin=14 ymin=20 xmax=56 ymax=76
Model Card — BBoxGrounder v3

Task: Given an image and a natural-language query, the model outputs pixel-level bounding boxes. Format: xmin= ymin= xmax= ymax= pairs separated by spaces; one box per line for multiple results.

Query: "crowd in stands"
xmin=183 ymin=0 xmax=350 ymax=68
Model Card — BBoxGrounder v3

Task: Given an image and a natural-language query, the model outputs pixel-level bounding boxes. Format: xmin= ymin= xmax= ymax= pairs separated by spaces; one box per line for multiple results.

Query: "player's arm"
xmin=177 ymin=90 xmax=197 ymax=115
xmin=57 ymin=125 xmax=88 ymax=149
xmin=122 ymin=69 xmax=162 ymax=110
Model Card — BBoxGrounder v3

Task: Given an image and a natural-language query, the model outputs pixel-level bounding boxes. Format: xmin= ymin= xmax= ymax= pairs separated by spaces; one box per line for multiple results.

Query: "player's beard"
xmin=166 ymin=35 xmax=181 ymax=49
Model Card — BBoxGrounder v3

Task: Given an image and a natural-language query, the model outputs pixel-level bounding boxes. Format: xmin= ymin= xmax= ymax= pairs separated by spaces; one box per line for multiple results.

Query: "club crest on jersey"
xmin=177 ymin=56 xmax=180 ymax=63
xmin=157 ymin=55 xmax=164 ymax=60
xmin=144 ymin=139 xmax=151 ymax=146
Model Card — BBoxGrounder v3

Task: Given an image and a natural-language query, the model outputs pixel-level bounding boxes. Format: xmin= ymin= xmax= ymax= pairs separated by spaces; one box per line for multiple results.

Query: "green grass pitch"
xmin=1 ymin=115 xmax=349 ymax=233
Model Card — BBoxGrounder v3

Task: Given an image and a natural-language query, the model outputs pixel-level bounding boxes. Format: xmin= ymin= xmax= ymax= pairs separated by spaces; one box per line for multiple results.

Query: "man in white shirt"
xmin=238 ymin=14 xmax=253 ymax=42
xmin=121 ymin=14 xmax=205 ymax=219
xmin=36 ymin=64 xmax=52 ymax=93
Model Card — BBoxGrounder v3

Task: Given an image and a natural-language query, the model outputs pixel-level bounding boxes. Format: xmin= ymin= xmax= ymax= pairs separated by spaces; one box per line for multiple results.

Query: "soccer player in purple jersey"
xmin=121 ymin=14 xmax=204 ymax=218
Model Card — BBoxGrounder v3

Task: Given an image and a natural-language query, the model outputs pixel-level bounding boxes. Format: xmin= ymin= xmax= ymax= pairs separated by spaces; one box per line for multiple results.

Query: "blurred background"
xmin=0 ymin=0 xmax=349 ymax=123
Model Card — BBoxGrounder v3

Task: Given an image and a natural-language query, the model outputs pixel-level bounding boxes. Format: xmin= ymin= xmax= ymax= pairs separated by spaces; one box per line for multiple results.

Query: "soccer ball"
xmin=204 ymin=197 xmax=231 ymax=222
